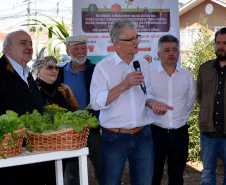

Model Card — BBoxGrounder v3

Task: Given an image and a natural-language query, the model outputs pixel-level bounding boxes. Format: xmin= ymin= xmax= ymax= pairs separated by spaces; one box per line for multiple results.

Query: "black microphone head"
xmin=133 ymin=60 xmax=146 ymax=95
xmin=133 ymin=61 xmax=140 ymax=71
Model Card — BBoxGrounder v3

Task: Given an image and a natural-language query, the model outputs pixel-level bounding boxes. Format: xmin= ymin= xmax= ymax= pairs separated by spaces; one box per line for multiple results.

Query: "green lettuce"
xmin=20 ymin=105 xmax=99 ymax=134
xmin=0 ymin=110 xmax=25 ymax=154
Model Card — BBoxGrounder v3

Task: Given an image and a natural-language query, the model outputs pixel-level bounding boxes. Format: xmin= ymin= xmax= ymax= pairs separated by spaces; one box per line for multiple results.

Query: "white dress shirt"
xmin=90 ymin=52 xmax=152 ymax=129
xmin=148 ymin=64 xmax=196 ymax=129
xmin=6 ymin=55 xmax=30 ymax=86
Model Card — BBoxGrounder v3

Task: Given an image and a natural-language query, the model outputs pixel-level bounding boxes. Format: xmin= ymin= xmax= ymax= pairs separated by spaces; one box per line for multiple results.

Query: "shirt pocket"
xmin=180 ymin=83 xmax=190 ymax=98
xmin=202 ymin=75 xmax=214 ymax=93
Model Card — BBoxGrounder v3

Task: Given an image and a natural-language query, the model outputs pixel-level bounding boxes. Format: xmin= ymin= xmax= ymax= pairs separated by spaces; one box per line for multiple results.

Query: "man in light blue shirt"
xmin=63 ymin=61 xmax=87 ymax=110
xmin=58 ymin=35 xmax=102 ymax=185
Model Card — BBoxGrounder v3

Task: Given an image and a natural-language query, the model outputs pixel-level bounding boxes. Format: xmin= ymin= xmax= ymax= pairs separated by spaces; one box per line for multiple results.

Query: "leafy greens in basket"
xmin=19 ymin=104 xmax=99 ymax=134
xmin=0 ymin=111 xmax=25 ymax=158
xmin=0 ymin=111 xmax=24 ymax=140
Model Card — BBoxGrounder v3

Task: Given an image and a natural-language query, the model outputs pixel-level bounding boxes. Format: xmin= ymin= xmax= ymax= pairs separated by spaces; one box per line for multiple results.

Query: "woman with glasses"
xmin=32 ymin=56 xmax=79 ymax=184
xmin=32 ymin=56 xmax=79 ymax=111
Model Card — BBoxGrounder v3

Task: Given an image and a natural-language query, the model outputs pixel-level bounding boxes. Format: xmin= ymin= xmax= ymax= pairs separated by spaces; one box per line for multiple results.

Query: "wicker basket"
xmin=26 ymin=126 xmax=90 ymax=151
xmin=0 ymin=129 xmax=26 ymax=158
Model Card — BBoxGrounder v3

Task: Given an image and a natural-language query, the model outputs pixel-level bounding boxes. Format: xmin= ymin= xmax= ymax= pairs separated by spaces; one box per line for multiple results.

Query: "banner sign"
xmin=73 ymin=0 xmax=179 ymax=67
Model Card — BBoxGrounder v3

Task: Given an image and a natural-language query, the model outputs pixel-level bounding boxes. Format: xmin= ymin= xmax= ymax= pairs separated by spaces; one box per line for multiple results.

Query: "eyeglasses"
xmin=118 ymin=35 xmax=141 ymax=42
xmin=45 ymin=65 xmax=60 ymax=71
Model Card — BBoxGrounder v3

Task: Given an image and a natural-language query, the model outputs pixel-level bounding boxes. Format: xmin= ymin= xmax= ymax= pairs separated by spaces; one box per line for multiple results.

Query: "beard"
xmin=70 ymin=54 xmax=87 ymax=66
xmin=216 ymin=49 xmax=226 ymax=61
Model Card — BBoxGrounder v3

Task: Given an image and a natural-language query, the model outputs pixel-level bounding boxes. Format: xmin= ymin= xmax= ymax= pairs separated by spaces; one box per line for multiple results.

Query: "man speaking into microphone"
xmin=90 ymin=19 xmax=172 ymax=185
xmin=133 ymin=60 xmax=147 ymax=94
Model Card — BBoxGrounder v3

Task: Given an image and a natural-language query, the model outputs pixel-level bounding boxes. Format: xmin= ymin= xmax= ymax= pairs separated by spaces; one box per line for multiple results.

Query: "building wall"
xmin=180 ymin=0 xmax=226 ymax=29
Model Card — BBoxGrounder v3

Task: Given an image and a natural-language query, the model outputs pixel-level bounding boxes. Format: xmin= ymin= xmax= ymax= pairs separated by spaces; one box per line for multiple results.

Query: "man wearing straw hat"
xmin=58 ymin=35 xmax=102 ymax=185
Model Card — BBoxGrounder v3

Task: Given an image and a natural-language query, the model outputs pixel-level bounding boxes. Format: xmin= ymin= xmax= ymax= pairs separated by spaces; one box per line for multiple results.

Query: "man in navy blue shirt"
xmin=58 ymin=35 xmax=102 ymax=185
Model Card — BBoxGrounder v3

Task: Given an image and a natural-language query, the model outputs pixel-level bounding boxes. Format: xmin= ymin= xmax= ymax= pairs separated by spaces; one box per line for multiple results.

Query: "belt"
xmin=106 ymin=126 xmax=145 ymax=134
xmin=151 ymin=124 xmax=189 ymax=133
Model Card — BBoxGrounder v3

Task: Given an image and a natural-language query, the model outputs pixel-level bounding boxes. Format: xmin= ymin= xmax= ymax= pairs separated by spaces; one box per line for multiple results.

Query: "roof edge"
xmin=179 ymin=0 xmax=205 ymax=16
xmin=211 ymin=0 xmax=226 ymax=8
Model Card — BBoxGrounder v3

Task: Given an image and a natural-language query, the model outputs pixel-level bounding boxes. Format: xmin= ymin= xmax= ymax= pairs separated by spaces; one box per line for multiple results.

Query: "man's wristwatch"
xmin=146 ymin=99 xmax=156 ymax=108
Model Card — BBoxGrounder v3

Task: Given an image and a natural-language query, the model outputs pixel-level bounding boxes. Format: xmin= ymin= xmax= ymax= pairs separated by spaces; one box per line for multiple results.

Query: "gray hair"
xmin=32 ymin=56 xmax=57 ymax=76
xmin=158 ymin=35 xmax=180 ymax=52
xmin=110 ymin=19 xmax=137 ymax=43
xmin=2 ymin=30 xmax=28 ymax=54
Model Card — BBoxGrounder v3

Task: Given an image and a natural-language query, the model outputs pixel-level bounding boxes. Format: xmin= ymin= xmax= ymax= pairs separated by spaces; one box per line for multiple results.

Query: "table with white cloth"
xmin=0 ymin=147 xmax=89 ymax=185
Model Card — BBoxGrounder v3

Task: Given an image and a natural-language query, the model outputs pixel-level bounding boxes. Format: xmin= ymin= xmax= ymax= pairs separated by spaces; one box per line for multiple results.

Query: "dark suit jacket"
xmin=0 ymin=55 xmax=44 ymax=116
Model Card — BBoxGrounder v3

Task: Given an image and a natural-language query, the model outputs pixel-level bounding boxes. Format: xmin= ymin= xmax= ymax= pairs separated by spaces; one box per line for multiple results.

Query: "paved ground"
xmin=88 ymin=160 xmax=224 ymax=185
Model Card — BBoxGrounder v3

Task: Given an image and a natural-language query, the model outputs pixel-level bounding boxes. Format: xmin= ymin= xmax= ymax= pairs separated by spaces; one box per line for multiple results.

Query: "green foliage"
xmin=182 ymin=15 xmax=216 ymax=162
xmin=1 ymin=153 xmax=5 ymax=159
xmin=0 ymin=111 xmax=24 ymax=141
xmin=0 ymin=111 xmax=24 ymax=154
xmin=20 ymin=104 xmax=99 ymax=134
xmin=28 ymin=141 xmax=33 ymax=152
xmin=182 ymin=15 xmax=216 ymax=80
xmin=22 ymin=14 xmax=72 ymax=59
xmin=30 ymin=26 xmax=36 ymax=32
xmin=187 ymin=102 xmax=201 ymax=161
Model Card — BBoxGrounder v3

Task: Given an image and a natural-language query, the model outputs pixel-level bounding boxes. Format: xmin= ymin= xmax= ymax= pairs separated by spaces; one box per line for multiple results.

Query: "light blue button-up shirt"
xmin=63 ymin=61 xmax=87 ymax=110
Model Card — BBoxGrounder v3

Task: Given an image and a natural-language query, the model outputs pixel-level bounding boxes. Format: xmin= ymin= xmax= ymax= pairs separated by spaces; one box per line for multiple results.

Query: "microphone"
xmin=133 ymin=60 xmax=147 ymax=95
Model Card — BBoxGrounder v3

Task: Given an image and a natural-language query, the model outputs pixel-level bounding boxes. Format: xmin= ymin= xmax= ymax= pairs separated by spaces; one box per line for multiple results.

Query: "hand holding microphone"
xmin=133 ymin=60 xmax=147 ymax=95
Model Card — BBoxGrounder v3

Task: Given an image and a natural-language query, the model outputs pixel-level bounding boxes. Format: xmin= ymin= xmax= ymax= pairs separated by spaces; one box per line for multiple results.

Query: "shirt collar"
xmin=66 ymin=61 xmax=86 ymax=73
xmin=215 ymin=59 xmax=226 ymax=72
xmin=66 ymin=61 xmax=74 ymax=73
xmin=114 ymin=52 xmax=123 ymax=66
xmin=114 ymin=52 xmax=137 ymax=66
xmin=158 ymin=63 xmax=182 ymax=73
xmin=176 ymin=64 xmax=182 ymax=72
xmin=6 ymin=55 xmax=30 ymax=75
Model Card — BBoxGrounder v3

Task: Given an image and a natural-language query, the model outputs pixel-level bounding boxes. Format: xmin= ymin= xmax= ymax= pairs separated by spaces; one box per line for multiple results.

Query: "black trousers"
xmin=64 ymin=129 xmax=102 ymax=185
xmin=151 ymin=124 xmax=189 ymax=185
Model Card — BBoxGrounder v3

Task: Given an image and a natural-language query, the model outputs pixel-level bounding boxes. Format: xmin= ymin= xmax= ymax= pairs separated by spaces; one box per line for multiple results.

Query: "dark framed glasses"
xmin=118 ymin=35 xmax=141 ymax=42
xmin=45 ymin=65 xmax=60 ymax=71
